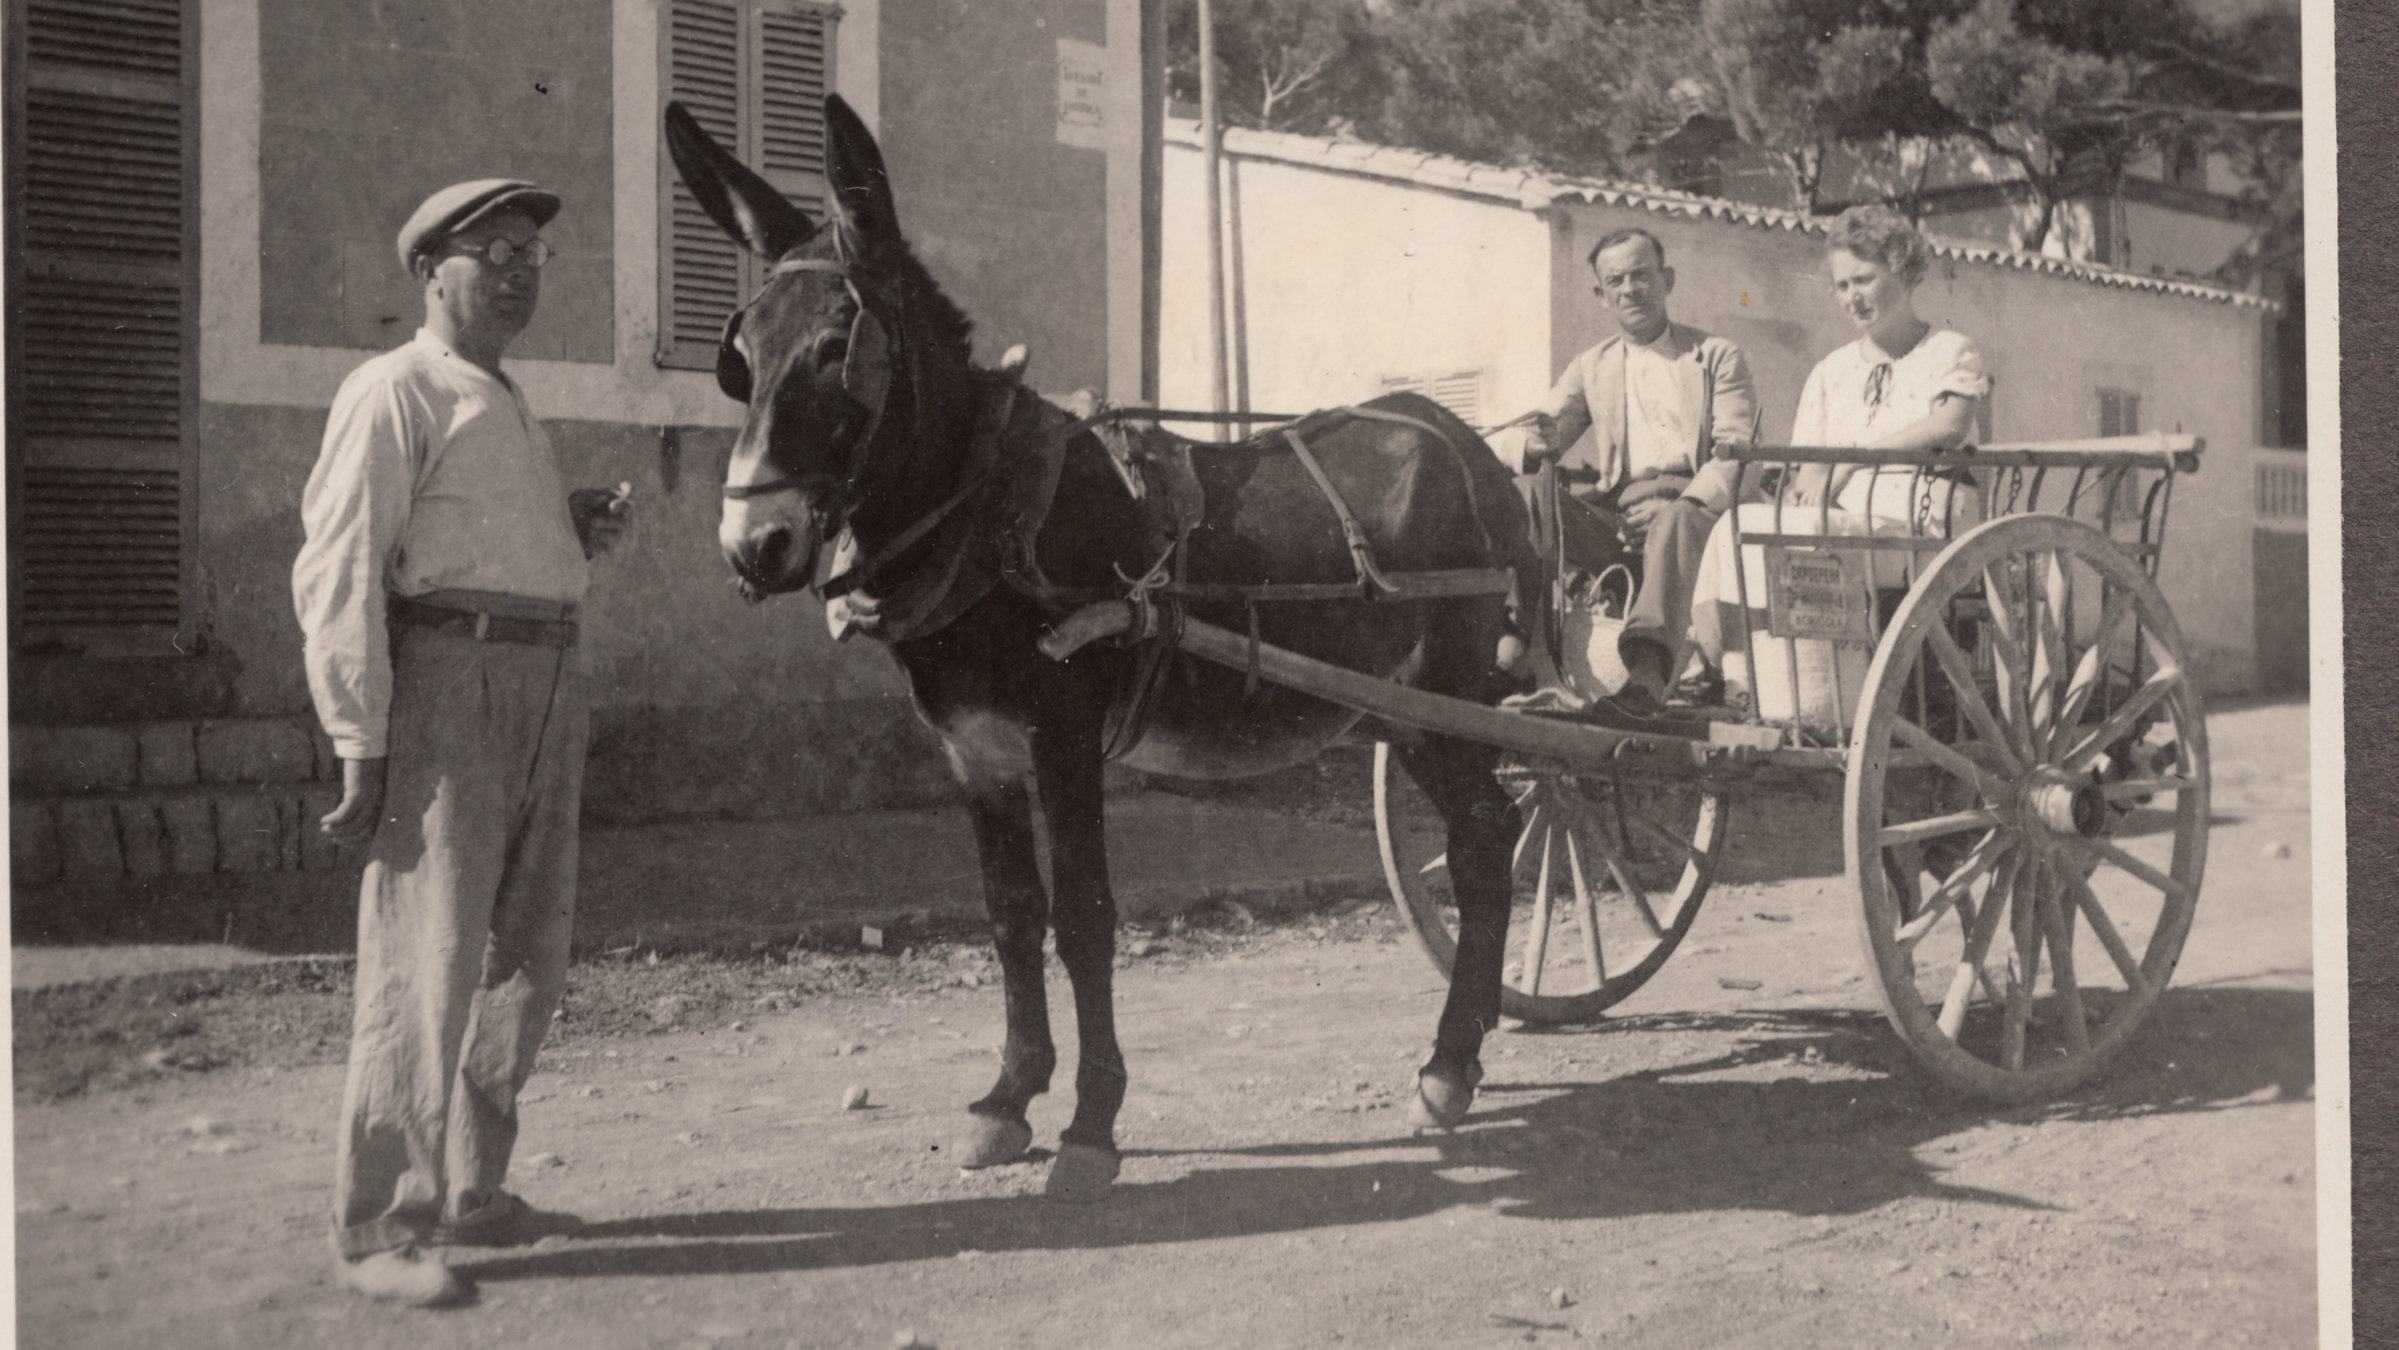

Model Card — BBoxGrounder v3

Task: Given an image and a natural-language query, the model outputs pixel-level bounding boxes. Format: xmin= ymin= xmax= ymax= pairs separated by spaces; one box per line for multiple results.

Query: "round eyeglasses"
xmin=444 ymin=238 xmax=552 ymax=269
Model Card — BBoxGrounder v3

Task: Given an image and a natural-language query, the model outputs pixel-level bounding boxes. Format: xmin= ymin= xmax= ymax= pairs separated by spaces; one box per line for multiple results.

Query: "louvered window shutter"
xmin=2097 ymin=389 xmax=2142 ymax=438
xmin=8 ymin=0 xmax=194 ymax=649
xmin=1429 ymin=371 xmax=1482 ymax=428
xmin=1381 ymin=371 xmax=1483 ymax=428
xmin=659 ymin=0 xmax=838 ymax=370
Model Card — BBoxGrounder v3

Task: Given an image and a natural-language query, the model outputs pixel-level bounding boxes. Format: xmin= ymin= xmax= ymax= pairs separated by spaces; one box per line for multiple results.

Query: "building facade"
xmin=7 ymin=0 xmax=1161 ymax=897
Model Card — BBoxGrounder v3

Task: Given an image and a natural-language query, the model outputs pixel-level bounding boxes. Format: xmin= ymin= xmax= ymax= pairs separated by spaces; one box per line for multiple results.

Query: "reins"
xmin=712 ymin=236 xmax=1515 ymax=646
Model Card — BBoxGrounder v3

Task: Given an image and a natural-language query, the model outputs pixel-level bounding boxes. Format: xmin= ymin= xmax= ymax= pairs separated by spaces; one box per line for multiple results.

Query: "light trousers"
xmin=1517 ymin=473 xmax=1719 ymax=671
xmin=331 ymin=625 xmax=587 ymax=1259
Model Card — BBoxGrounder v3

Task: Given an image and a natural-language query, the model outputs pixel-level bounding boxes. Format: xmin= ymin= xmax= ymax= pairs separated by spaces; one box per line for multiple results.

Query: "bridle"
xmin=712 ymin=227 xmax=991 ymax=604
xmin=718 ymin=228 xmax=896 ymax=506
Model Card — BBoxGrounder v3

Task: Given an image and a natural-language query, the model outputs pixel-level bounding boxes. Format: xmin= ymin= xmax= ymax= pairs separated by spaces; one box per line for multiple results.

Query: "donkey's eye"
xmin=814 ymin=332 xmax=849 ymax=368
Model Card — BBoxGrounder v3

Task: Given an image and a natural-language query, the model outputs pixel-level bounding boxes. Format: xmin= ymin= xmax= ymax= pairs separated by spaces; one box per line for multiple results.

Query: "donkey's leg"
xmin=1394 ymin=732 xmax=1516 ymax=1129
xmin=1031 ymin=718 xmax=1126 ymax=1203
xmin=957 ymin=773 xmax=1054 ymax=1168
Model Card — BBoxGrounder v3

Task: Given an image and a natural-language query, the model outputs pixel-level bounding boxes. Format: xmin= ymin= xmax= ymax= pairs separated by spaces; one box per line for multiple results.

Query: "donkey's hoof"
xmin=956 ymin=1114 xmax=1035 ymax=1169
xmin=1407 ymin=1069 xmax=1480 ymax=1131
xmin=1044 ymin=1142 xmax=1121 ymax=1204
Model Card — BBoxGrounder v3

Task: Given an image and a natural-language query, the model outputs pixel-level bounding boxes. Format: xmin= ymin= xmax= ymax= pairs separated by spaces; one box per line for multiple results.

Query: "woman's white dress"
xmin=1689 ymin=327 xmax=1991 ymax=728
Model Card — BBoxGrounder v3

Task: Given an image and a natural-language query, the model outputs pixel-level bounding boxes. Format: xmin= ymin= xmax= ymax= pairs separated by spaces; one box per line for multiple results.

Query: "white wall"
xmin=1161 ymin=144 xmax=1553 ymax=426
xmin=1162 ymin=142 xmax=2274 ymax=693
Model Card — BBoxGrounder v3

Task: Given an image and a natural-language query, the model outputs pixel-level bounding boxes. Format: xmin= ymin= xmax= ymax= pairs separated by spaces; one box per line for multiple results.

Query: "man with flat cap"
xmin=294 ymin=179 xmax=630 ymax=1305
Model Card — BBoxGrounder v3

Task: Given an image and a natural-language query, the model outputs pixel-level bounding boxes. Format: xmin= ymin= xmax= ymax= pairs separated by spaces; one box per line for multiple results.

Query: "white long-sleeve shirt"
xmin=292 ymin=329 xmax=589 ymax=758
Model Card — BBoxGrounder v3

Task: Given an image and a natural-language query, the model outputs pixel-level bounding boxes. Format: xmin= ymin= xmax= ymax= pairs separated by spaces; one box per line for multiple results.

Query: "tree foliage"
xmin=1164 ymin=0 xmax=1710 ymax=174
xmin=1701 ymin=0 xmax=2299 ymax=258
xmin=1361 ymin=0 xmax=1709 ymax=178
xmin=1163 ymin=0 xmax=1381 ymax=134
xmin=1167 ymin=0 xmax=2302 ymax=271
xmin=1701 ymin=0 xmax=1942 ymax=212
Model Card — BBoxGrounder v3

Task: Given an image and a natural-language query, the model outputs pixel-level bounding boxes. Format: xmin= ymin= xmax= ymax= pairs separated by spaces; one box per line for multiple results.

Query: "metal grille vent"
xmin=2255 ymin=460 xmax=2307 ymax=522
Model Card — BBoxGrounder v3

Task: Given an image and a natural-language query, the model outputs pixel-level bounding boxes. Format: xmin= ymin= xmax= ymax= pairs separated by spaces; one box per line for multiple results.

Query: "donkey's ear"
xmin=664 ymin=101 xmax=815 ymax=260
xmin=823 ymin=94 xmax=900 ymax=244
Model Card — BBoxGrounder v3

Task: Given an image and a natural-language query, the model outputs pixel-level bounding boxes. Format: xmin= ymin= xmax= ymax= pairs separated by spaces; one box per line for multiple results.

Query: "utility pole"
xmin=1198 ymin=0 xmax=1228 ymax=416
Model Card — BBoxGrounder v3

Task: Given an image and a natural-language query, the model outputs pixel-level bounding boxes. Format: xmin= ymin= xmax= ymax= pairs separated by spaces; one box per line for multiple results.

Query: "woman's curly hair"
xmin=1825 ymin=205 xmax=1932 ymax=288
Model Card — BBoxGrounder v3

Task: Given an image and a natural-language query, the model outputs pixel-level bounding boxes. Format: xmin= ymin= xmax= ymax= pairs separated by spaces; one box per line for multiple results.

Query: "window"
xmin=2096 ymin=388 xmax=2142 ymax=438
xmin=1381 ymin=370 xmax=1483 ymax=428
xmin=6 ymin=0 xmax=196 ymax=654
xmin=657 ymin=0 xmax=839 ymax=370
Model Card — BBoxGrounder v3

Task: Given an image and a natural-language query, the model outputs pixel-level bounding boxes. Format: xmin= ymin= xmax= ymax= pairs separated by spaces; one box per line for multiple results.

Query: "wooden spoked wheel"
xmin=1375 ymin=742 xmax=1727 ymax=1024
xmin=1846 ymin=515 xmax=2209 ymax=1102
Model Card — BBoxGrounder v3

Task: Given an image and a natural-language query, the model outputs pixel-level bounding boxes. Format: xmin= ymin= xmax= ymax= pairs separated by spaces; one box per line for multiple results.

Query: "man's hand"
xmin=1620 ymin=495 xmax=1678 ymax=547
xmin=570 ymin=482 xmax=634 ymax=558
xmin=320 ymin=757 xmax=388 ymax=849
xmin=1517 ymin=413 xmax=1559 ymax=468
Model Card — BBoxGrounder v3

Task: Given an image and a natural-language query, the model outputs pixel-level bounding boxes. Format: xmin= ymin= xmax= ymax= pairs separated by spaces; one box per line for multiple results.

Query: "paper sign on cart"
xmin=1763 ymin=545 xmax=1875 ymax=643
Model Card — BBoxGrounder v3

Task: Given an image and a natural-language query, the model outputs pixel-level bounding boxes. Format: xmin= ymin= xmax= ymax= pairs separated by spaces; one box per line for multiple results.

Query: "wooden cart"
xmin=1138 ymin=434 xmax=2207 ymax=1104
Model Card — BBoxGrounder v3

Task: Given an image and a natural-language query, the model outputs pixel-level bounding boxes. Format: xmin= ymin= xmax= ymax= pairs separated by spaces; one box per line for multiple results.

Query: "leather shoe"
xmin=1670 ymin=665 xmax=1726 ymax=709
xmin=334 ymin=1244 xmax=466 ymax=1307
xmin=1600 ymin=682 xmax=1665 ymax=719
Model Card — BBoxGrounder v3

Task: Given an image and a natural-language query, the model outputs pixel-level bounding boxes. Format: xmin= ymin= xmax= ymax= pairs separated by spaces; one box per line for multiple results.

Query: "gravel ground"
xmin=12 ymin=704 xmax=2319 ymax=1348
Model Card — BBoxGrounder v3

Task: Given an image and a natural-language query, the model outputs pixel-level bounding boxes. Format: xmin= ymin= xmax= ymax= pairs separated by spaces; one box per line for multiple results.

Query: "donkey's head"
xmin=665 ymin=95 xmax=971 ymax=596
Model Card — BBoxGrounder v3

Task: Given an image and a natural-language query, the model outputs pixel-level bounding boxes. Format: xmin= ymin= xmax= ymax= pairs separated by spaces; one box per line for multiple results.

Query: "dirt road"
xmin=15 ymin=703 xmax=2317 ymax=1348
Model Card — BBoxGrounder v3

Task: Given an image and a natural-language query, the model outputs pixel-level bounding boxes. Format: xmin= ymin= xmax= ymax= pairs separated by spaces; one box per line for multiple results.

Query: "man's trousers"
xmin=1518 ymin=473 xmax=1720 ymax=674
xmin=331 ymin=625 xmax=587 ymax=1259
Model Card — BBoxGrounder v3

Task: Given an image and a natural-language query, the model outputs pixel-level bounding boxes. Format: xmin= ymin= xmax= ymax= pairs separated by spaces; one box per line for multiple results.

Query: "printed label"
xmin=1764 ymin=545 xmax=1874 ymax=643
xmin=1057 ymin=40 xmax=1108 ymax=149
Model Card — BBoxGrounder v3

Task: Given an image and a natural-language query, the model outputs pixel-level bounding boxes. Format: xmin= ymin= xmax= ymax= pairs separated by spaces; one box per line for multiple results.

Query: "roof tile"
xmin=1169 ymin=120 xmax=2273 ymax=310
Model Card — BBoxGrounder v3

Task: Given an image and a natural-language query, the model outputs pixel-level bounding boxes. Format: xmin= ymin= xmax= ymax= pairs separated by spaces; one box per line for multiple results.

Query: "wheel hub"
xmin=2019 ymin=766 xmax=2106 ymax=841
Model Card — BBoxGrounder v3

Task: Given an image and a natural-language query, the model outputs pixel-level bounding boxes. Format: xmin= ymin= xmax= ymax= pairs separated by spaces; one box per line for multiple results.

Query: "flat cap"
xmin=395 ymin=179 xmax=561 ymax=270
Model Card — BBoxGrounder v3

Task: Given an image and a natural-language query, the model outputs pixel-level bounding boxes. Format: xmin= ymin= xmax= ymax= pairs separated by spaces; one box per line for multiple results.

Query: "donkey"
xmin=666 ymin=95 xmax=1536 ymax=1201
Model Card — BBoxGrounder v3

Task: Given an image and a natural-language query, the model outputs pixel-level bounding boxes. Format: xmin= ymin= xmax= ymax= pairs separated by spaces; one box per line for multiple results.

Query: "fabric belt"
xmin=389 ymin=595 xmax=579 ymax=648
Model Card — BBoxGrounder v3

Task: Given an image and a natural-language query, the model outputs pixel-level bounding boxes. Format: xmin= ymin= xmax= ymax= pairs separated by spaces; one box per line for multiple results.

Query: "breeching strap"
xmin=1281 ymin=427 xmax=1402 ymax=598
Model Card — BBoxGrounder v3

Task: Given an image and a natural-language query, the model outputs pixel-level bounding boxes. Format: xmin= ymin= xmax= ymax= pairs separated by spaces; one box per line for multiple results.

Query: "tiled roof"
xmin=1168 ymin=120 xmax=2277 ymax=311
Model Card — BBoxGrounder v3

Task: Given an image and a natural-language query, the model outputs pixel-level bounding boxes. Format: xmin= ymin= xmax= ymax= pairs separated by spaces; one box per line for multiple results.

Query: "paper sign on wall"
xmin=1057 ymin=38 xmax=1107 ymax=150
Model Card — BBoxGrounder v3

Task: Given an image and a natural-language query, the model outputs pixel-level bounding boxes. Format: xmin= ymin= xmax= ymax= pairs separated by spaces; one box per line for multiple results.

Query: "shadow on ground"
xmin=459 ymin=983 xmax=2310 ymax=1286
xmin=14 ymin=871 xmax=360 ymax=955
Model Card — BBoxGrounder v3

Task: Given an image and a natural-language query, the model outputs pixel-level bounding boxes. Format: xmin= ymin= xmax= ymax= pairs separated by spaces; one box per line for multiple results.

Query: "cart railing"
xmin=1710 ymin=434 xmax=2201 ymax=749
xmin=1719 ymin=438 xmax=2200 ymax=470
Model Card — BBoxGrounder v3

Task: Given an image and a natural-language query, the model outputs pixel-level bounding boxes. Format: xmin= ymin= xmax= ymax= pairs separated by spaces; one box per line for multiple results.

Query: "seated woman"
xmin=1687 ymin=204 xmax=1991 ymax=717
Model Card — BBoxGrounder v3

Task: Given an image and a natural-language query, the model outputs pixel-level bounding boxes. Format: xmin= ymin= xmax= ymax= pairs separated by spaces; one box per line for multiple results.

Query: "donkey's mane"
xmin=841 ymin=226 xmax=975 ymax=367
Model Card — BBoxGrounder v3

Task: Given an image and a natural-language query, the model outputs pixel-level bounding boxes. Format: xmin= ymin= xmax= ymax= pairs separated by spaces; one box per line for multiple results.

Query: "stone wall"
xmin=10 ymin=716 xmax=342 ymax=886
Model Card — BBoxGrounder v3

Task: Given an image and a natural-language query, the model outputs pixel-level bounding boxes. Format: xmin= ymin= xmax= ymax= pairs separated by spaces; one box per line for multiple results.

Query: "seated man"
xmin=1501 ymin=227 xmax=1760 ymax=710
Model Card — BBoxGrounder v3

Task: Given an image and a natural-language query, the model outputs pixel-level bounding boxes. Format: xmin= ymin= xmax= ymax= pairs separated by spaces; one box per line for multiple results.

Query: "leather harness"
xmin=717 ymin=249 xmax=1517 ymax=760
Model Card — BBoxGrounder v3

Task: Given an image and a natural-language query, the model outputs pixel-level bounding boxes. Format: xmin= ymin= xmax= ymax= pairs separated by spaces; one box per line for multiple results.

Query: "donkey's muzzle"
xmin=723 ymin=520 xmax=820 ymax=596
